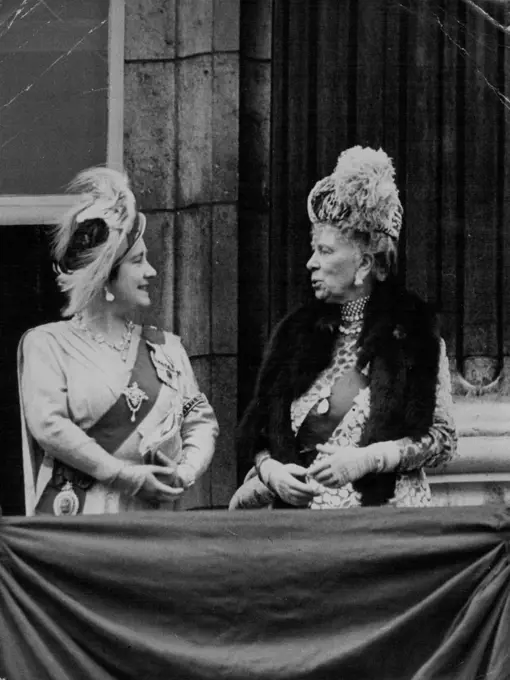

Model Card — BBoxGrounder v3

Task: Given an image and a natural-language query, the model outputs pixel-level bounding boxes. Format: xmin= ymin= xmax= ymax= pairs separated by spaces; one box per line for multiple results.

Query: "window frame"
xmin=0 ymin=0 xmax=125 ymax=226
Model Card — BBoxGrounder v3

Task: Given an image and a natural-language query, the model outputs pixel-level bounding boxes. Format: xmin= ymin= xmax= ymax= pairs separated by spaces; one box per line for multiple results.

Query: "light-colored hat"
xmin=307 ymin=146 xmax=403 ymax=241
xmin=53 ymin=167 xmax=146 ymax=317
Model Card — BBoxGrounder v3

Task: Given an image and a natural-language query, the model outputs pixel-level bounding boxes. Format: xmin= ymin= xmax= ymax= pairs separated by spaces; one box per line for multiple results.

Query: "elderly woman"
xmin=18 ymin=167 xmax=218 ymax=516
xmin=230 ymin=146 xmax=456 ymax=510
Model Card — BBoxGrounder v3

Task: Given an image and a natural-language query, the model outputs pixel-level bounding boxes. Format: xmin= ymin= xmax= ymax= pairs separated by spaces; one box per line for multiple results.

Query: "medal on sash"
xmin=146 ymin=342 xmax=180 ymax=387
xmin=53 ymin=482 xmax=80 ymax=516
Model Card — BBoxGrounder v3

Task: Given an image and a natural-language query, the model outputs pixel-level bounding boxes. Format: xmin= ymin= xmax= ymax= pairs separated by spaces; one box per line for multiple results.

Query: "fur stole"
xmin=237 ymin=280 xmax=441 ymax=506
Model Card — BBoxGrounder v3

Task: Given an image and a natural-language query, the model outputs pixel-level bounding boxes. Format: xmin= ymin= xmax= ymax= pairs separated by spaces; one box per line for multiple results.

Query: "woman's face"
xmin=306 ymin=224 xmax=368 ymax=304
xmin=109 ymin=238 xmax=157 ymax=311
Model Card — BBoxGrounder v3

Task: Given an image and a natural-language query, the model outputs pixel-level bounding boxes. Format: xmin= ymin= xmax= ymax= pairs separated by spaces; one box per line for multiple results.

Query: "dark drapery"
xmin=269 ymin=0 xmax=510 ymax=361
xmin=238 ymin=0 xmax=510 ymax=478
xmin=1 ymin=506 xmax=509 ymax=679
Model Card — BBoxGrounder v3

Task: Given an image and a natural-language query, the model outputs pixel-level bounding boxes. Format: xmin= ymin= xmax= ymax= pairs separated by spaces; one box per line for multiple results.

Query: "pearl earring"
xmin=354 ymin=273 xmax=364 ymax=287
xmin=105 ymin=288 xmax=115 ymax=302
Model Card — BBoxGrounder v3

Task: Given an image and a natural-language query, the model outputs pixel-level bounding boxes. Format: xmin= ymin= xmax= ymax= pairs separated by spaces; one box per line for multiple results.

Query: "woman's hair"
xmin=52 ymin=167 xmax=141 ymax=317
xmin=345 ymin=228 xmax=398 ymax=281
xmin=307 ymin=146 xmax=402 ymax=280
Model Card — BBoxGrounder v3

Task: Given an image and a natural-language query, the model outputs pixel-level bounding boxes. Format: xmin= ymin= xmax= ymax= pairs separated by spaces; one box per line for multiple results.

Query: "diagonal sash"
xmin=86 ymin=326 xmax=164 ymax=455
xmin=35 ymin=327 xmax=169 ymax=515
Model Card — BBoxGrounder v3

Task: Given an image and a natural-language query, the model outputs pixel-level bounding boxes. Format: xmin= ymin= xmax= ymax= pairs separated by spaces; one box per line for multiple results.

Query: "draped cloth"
xmin=0 ymin=506 xmax=509 ymax=680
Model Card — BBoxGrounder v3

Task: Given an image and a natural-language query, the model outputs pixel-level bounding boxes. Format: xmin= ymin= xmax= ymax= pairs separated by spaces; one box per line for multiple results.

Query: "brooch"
xmin=53 ymin=482 xmax=80 ymax=516
xmin=393 ymin=325 xmax=407 ymax=340
xmin=316 ymin=385 xmax=332 ymax=415
xmin=123 ymin=381 xmax=149 ymax=422
xmin=147 ymin=343 xmax=180 ymax=387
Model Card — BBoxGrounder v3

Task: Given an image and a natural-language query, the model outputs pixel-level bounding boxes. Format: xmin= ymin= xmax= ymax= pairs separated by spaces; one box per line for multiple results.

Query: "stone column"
xmin=124 ymin=0 xmax=239 ymax=507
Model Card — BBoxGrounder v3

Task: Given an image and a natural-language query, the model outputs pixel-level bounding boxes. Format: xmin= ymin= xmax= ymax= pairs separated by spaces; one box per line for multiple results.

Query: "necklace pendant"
xmin=316 ymin=385 xmax=331 ymax=415
xmin=123 ymin=381 xmax=149 ymax=421
xmin=317 ymin=399 xmax=330 ymax=415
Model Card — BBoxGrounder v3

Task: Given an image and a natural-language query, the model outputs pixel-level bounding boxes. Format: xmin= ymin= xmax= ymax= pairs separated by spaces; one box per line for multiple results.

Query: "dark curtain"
xmin=1 ymin=506 xmax=509 ymax=679
xmin=238 ymin=0 xmax=509 ymax=477
xmin=270 ymin=0 xmax=509 ymax=364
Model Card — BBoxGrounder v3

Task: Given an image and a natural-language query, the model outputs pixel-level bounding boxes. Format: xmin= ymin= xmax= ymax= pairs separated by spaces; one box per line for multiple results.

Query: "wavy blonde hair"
xmin=53 ymin=167 xmax=138 ymax=317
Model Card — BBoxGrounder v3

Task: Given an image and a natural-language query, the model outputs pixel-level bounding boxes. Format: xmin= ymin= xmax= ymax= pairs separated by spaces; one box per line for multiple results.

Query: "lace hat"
xmin=307 ymin=146 xmax=403 ymax=241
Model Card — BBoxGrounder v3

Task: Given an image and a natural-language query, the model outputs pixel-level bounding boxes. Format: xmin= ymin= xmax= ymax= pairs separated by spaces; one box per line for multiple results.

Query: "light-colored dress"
xmin=18 ymin=321 xmax=218 ymax=515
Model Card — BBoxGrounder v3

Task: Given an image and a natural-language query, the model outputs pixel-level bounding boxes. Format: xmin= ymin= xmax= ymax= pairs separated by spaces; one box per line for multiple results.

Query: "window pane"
xmin=0 ymin=0 xmax=109 ymax=195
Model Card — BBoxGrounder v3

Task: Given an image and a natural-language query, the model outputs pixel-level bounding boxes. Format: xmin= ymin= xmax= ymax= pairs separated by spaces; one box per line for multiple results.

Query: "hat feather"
xmin=52 ymin=167 xmax=137 ymax=317
xmin=308 ymin=146 xmax=402 ymax=240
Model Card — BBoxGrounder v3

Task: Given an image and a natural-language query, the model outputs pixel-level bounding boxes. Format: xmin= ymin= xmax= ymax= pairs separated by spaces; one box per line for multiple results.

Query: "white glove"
xmin=259 ymin=459 xmax=320 ymax=506
xmin=112 ymin=463 xmax=185 ymax=502
xmin=307 ymin=443 xmax=400 ymax=488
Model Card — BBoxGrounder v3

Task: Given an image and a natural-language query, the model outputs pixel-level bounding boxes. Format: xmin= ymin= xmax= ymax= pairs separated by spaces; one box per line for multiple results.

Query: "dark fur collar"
xmin=237 ymin=281 xmax=440 ymax=506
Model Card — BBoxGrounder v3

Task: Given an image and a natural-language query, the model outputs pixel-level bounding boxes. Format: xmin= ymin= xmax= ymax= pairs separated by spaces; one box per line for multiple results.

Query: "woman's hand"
xmin=172 ymin=463 xmax=196 ymax=489
xmin=136 ymin=465 xmax=185 ymax=503
xmin=260 ymin=459 xmax=319 ymax=506
xmin=113 ymin=462 xmax=184 ymax=502
xmin=307 ymin=444 xmax=382 ymax=488
xmin=152 ymin=451 xmax=195 ymax=490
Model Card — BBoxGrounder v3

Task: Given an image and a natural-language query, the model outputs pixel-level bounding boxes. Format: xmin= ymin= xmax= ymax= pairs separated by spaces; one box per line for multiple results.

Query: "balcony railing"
xmin=428 ymin=399 xmax=510 ymax=506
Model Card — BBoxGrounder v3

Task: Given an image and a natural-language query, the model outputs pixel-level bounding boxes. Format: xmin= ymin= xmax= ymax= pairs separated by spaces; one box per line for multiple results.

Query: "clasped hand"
xmin=260 ymin=459 xmax=320 ymax=507
xmin=307 ymin=444 xmax=379 ymax=488
xmin=260 ymin=445 xmax=383 ymax=503
xmin=137 ymin=451 xmax=195 ymax=503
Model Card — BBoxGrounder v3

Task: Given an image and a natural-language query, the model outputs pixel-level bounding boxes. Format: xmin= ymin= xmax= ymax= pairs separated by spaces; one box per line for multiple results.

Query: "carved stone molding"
xmin=428 ymin=397 xmax=510 ymax=507
xmin=450 ymin=357 xmax=510 ymax=398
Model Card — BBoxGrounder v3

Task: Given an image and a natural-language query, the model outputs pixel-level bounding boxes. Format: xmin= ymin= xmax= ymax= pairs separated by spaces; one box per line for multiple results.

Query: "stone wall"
xmin=428 ymin=372 xmax=510 ymax=507
xmin=123 ymin=0 xmax=240 ymax=507
xmin=121 ymin=0 xmax=509 ymax=508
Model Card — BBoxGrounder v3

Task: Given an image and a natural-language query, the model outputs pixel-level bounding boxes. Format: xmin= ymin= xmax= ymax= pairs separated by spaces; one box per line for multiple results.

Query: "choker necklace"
xmin=72 ymin=314 xmax=134 ymax=362
xmin=340 ymin=296 xmax=370 ymax=324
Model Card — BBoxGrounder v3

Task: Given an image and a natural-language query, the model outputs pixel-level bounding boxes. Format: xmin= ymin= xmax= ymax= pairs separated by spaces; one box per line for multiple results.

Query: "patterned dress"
xmin=292 ymin=319 xmax=457 ymax=509
xmin=230 ymin=297 xmax=457 ymax=510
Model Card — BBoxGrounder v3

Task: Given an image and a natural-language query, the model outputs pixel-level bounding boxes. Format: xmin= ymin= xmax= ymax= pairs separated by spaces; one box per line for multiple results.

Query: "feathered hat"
xmin=52 ymin=167 xmax=146 ymax=317
xmin=307 ymin=146 xmax=403 ymax=240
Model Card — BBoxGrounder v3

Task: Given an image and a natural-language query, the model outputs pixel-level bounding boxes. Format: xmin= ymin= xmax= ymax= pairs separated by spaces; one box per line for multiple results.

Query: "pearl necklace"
xmin=72 ymin=314 xmax=134 ymax=362
xmin=340 ymin=296 xmax=370 ymax=323
xmin=338 ymin=296 xmax=369 ymax=335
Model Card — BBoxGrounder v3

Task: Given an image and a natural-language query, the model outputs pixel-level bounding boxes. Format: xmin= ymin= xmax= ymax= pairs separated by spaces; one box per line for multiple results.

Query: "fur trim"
xmin=237 ymin=302 xmax=342 ymax=467
xmin=237 ymin=281 xmax=440 ymax=506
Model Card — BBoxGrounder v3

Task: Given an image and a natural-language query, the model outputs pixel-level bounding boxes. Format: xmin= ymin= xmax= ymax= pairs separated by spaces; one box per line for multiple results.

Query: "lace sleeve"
xmin=395 ymin=339 xmax=458 ymax=471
